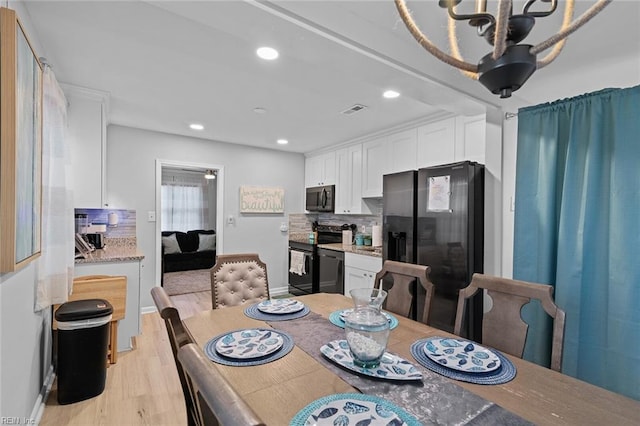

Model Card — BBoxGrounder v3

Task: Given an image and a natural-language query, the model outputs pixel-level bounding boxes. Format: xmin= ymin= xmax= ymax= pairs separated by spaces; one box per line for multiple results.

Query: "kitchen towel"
xmin=289 ymin=250 xmax=306 ymax=275
xmin=372 ymin=225 xmax=382 ymax=247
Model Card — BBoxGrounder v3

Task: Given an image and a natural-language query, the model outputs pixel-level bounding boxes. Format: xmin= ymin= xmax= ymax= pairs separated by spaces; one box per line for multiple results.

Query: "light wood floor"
xmin=40 ymin=291 xmax=212 ymax=426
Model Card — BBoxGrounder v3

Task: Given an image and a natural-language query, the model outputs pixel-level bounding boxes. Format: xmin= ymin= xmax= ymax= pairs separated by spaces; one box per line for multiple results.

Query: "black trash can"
xmin=55 ymin=299 xmax=113 ymax=405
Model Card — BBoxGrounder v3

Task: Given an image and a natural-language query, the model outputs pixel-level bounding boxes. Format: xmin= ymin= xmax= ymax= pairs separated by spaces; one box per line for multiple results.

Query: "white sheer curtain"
xmin=35 ymin=66 xmax=74 ymax=311
xmin=161 ymin=169 xmax=209 ymax=231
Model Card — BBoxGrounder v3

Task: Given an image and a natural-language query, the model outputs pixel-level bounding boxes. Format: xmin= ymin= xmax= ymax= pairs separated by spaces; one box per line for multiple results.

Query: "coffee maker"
xmin=85 ymin=233 xmax=105 ymax=249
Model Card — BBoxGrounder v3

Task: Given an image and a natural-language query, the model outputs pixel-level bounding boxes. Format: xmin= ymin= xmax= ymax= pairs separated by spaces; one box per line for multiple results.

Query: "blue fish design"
xmin=338 ymin=341 xmax=350 ymax=350
xmin=391 ymin=365 xmax=406 ymax=375
xmin=355 ymin=417 xmax=374 ymax=426
xmin=464 ymin=343 xmax=475 ymax=352
xmin=263 ymin=338 xmax=279 ymax=346
xmin=375 ymin=404 xmax=394 ymax=418
xmin=440 ymin=339 xmax=462 ymax=348
xmin=486 ymin=361 xmax=497 ymax=369
xmin=312 ymin=407 xmax=338 ymax=421
xmin=238 ymin=338 xmax=251 ymax=345
xmin=473 ymin=351 xmax=489 ymax=360
xmin=444 ymin=348 xmax=455 ymax=355
xmin=386 ymin=417 xmax=404 ymax=426
xmin=425 ymin=341 xmax=438 ymax=353
xmin=241 ymin=330 xmax=259 ymax=338
xmin=257 ymin=344 xmax=267 ymax=352
xmin=333 ymin=414 xmax=349 ymax=426
xmin=259 ymin=331 xmax=272 ymax=341
xmin=376 ymin=370 xmax=388 ymax=376
xmin=343 ymin=401 xmax=370 ymax=415
xmin=437 ymin=359 xmax=448 ymax=365
xmin=455 ymin=353 xmax=468 ymax=359
xmin=472 ymin=357 xmax=483 ymax=366
xmin=221 ymin=334 xmax=235 ymax=345
xmin=457 ymin=358 xmax=467 ymax=366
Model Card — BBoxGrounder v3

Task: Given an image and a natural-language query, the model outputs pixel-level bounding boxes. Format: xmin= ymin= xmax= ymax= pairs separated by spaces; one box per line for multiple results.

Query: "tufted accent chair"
xmin=210 ymin=253 xmax=270 ymax=309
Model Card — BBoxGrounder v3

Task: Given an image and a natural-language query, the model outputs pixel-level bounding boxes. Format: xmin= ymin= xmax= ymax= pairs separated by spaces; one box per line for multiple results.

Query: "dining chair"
xmin=210 ymin=253 xmax=270 ymax=309
xmin=150 ymin=287 xmax=197 ymax=426
xmin=454 ymin=273 xmax=566 ymax=372
xmin=178 ymin=343 xmax=266 ymax=426
xmin=374 ymin=260 xmax=435 ymax=324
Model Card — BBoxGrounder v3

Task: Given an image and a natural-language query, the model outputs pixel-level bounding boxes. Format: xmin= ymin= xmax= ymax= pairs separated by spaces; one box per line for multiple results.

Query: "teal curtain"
xmin=513 ymin=86 xmax=640 ymax=400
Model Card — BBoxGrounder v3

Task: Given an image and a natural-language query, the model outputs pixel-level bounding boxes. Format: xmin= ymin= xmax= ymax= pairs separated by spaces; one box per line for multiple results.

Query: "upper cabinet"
xmin=305 ymin=151 xmax=336 ymax=187
xmin=335 ymin=144 xmax=369 ymax=214
xmin=417 ymin=117 xmax=456 ymax=168
xmin=455 ymin=114 xmax=486 ymax=164
xmin=361 ymin=136 xmax=389 ymax=198
xmin=65 ymin=85 xmax=109 ymax=207
xmin=388 ymin=128 xmax=417 ymax=173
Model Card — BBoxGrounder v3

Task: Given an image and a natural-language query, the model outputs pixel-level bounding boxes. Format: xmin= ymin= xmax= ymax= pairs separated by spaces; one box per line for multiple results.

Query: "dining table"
xmin=182 ymin=293 xmax=640 ymax=425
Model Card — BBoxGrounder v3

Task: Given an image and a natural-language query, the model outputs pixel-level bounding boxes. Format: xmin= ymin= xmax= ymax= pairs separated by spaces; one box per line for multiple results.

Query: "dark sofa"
xmin=161 ymin=230 xmax=216 ymax=278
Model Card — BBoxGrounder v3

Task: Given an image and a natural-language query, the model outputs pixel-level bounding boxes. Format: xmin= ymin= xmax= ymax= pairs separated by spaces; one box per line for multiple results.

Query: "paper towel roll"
xmin=372 ymin=225 xmax=382 ymax=247
xmin=342 ymin=230 xmax=352 ymax=246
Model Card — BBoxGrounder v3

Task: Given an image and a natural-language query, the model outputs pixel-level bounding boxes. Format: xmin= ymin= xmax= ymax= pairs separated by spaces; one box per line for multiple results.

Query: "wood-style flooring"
xmin=39 ymin=291 xmax=212 ymax=426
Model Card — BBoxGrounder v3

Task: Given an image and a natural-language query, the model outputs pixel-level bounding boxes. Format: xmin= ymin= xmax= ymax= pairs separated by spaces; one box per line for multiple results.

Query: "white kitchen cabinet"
xmin=388 ymin=128 xmax=418 ymax=173
xmin=65 ymin=85 xmax=110 ymax=207
xmin=335 ymin=145 xmax=369 ymax=214
xmin=455 ymin=114 xmax=486 ymax=164
xmin=361 ymin=136 xmax=389 ymax=198
xmin=74 ymin=260 xmax=141 ymax=352
xmin=417 ymin=117 xmax=456 ymax=168
xmin=344 ymin=252 xmax=382 ymax=297
xmin=305 ymin=152 xmax=336 ymax=187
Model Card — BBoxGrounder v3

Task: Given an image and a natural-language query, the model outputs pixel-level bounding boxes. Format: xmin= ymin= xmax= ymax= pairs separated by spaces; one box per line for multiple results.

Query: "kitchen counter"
xmin=318 ymin=242 xmax=382 ymax=258
xmin=75 ymin=246 xmax=145 ymax=264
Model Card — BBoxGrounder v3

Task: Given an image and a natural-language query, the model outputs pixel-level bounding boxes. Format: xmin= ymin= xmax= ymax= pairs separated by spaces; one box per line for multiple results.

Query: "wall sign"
xmin=239 ymin=186 xmax=284 ymax=214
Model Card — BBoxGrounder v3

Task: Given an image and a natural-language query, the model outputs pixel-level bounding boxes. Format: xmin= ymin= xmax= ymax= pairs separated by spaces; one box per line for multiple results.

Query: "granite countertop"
xmin=75 ymin=246 xmax=145 ymax=264
xmin=318 ymin=243 xmax=382 ymax=258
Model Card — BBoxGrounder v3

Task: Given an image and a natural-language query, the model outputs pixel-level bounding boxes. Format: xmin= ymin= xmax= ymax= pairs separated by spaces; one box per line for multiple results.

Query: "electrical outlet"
xmin=227 ymin=215 xmax=235 ymax=225
xmin=280 ymin=222 xmax=288 ymax=232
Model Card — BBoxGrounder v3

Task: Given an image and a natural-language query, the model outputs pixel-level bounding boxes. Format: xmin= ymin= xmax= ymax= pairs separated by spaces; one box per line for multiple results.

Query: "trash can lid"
xmin=55 ymin=299 xmax=113 ymax=322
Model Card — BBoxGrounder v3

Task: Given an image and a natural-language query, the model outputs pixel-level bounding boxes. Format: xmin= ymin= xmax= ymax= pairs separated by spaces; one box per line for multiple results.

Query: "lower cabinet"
xmin=74 ymin=260 xmax=141 ymax=352
xmin=344 ymin=252 xmax=382 ymax=297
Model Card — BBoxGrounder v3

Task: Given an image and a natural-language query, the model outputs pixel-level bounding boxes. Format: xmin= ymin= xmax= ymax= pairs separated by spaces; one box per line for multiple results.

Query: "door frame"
xmin=155 ymin=159 xmax=224 ymax=287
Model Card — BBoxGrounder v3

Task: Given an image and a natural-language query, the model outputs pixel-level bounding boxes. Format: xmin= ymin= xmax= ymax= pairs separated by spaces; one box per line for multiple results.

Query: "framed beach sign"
xmin=0 ymin=7 xmax=43 ymax=272
xmin=239 ymin=186 xmax=285 ymax=214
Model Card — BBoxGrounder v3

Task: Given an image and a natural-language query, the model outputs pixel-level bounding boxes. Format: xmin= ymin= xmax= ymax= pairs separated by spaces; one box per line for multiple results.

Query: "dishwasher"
xmin=318 ymin=248 xmax=344 ymax=294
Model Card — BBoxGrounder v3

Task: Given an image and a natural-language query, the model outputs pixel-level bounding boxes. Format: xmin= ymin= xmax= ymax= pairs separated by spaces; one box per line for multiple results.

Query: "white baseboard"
xmin=141 ymin=305 xmax=157 ymax=315
xmin=31 ymin=365 xmax=55 ymax=424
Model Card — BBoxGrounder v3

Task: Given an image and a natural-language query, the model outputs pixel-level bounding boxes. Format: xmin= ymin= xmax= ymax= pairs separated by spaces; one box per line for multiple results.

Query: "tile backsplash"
xmin=74 ymin=208 xmax=136 ymax=238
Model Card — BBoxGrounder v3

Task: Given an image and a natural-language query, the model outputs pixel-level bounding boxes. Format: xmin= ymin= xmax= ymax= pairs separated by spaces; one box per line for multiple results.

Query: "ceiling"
xmin=23 ymin=1 xmax=639 ymax=154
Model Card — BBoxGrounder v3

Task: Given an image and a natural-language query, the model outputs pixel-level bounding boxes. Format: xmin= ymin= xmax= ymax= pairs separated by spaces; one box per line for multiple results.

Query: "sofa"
xmin=161 ymin=230 xmax=216 ymax=278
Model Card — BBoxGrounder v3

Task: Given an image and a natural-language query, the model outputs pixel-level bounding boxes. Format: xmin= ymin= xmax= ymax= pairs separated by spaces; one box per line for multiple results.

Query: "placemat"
xmin=269 ymin=313 xmax=532 ymax=426
xmin=244 ymin=303 xmax=311 ymax=321
xmin=203 ymin=328 xmax=294 ymax=366
xmin=328 ymin=309 xmax=399 ymax=330
xmin=411 ymin=337 xmax=517 ymax=385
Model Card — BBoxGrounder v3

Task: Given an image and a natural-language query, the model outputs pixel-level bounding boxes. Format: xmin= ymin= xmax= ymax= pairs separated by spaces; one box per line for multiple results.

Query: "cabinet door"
xmin=344 ymin=266 xmax=376 ymax=296
xmin=455 ymin=114 xmax=486 ymax=163
xmin=417 ymin=117 xmax=455 ymax=168
xmin=335 ymin=145 xmax=364 ymax=214
xmin=389 ymin=129 xmax=417 ymax=173
xmin=361 ymin=136 xmax=389 ymax=198
xmin=305 ymin=152 xmax=336 ymax=187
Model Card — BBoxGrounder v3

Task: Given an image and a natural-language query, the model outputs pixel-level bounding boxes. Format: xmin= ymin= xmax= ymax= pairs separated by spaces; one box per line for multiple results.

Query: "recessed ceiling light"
xmin=257 ymin=46 xmax=279 ymax=60
xmin=253 ymin=107 xmax=267 ymax=114
xmin=277 ymin=139 xmax=289 ymax=145
xmin=189 ymin=123 xmax=204 ymax=130
xmin=383 ymin=90 xmax=400 ymax=99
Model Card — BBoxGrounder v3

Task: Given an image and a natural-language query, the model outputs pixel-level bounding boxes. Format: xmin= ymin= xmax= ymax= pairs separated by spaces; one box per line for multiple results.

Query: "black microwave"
xmin=305 ymin=185 xmax=335 ymax=212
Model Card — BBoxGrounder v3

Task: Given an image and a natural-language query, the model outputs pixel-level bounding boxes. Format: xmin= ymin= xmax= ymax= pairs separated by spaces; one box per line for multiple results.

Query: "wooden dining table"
xmin=183 ymin=293 xmax=640 ymax=425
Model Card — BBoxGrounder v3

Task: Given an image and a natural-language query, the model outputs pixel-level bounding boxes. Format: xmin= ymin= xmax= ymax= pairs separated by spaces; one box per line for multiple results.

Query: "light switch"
xmin=148 ymin=211 xmax=156 ymax=222
xmin=227 ymin=215 xmax=235 ymax=225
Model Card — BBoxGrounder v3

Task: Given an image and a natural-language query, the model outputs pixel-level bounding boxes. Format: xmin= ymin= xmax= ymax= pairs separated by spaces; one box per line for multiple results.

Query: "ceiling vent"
xmin=341 ymin=104 xmax=368 ymax=115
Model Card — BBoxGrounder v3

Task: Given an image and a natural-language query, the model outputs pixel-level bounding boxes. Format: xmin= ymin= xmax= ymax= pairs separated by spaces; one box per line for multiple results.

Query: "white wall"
xmin=0 ymin=2 xmax=53 ymax=420
xmin=106 ymin=125 xmax=305 ymax=309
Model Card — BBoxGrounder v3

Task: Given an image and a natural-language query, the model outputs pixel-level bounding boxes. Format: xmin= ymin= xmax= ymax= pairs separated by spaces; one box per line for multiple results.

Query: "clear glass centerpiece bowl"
xmin=349 ymin=288 xmax=387 ymax=310
xmin=344 ymin=306 xmax=390 ymax=368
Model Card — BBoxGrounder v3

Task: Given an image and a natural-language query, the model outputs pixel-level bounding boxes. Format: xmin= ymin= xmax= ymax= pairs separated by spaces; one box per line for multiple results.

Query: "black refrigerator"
xmin=383 ymin=161 xmax=484 ymax=341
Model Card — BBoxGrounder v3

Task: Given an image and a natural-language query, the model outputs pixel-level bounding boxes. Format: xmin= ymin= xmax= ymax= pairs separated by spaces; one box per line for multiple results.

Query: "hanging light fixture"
xmin=204 ymin=170 xmax=216 ymax=180
xmin=395 ymin=0 xmax=611 ymax=98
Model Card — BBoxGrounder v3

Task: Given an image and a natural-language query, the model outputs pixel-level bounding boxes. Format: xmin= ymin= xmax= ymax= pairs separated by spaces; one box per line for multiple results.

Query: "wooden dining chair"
xmin=210 ymin=253 xmax=270 ymax=309
xmin=374 ymin=260 xmax=435 ymax=324
xmin=454 ymin=273 xmax=566 ymax=372
xmin=178 ymin=343 xmax=266 ymax=426
xmin=150 ymin=287 xmax=197 ymax=426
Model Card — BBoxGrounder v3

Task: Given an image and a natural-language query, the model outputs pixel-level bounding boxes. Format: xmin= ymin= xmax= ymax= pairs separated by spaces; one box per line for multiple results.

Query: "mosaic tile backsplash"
xmin=74 ymin=208 xmax=136 ymax=238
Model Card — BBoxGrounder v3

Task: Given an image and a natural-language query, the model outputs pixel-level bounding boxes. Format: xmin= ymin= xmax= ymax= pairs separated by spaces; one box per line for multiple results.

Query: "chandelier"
xmin=395 ymin=0 xmax=611 ymax=98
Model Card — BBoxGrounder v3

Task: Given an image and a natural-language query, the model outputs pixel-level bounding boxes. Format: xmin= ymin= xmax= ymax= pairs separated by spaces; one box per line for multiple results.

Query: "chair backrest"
xmin=210 ymin=253 xmax=270 ymax=309
xmin=178 ymin=343 xmax=266 ymax=426
xmin=454 ymin=273 xmax=566 ymax=372
xmin=150 ymin=287 xmax=197 ymax=426
xmin=374 ymin=260 xmax=435 ymax=324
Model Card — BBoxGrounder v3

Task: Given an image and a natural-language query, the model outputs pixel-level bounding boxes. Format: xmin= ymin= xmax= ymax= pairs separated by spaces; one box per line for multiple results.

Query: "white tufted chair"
xmin=210 ymin=253 xmax=270 ymax=309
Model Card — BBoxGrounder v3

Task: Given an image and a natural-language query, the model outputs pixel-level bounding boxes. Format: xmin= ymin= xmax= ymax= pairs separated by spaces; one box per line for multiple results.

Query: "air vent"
xmin=341 ymin=104 xmax=368 ymax=115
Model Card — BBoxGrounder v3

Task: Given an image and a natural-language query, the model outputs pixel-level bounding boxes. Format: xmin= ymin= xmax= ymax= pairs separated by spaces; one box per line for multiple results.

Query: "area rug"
xmin=163 ymin=269 xmax=211 ymax=296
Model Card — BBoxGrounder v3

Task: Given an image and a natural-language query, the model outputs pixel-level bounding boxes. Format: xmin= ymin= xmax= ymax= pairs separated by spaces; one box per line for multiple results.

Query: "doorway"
xmin=155 ymin=159 xmax=224 ymax=289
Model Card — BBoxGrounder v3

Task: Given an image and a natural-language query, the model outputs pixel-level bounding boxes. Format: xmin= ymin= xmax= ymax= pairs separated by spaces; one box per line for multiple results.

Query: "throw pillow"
xmin=198 ymin=233 xmax=216 ymax=251
xmin=162 ymin=234 xmax=182 ymax=254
